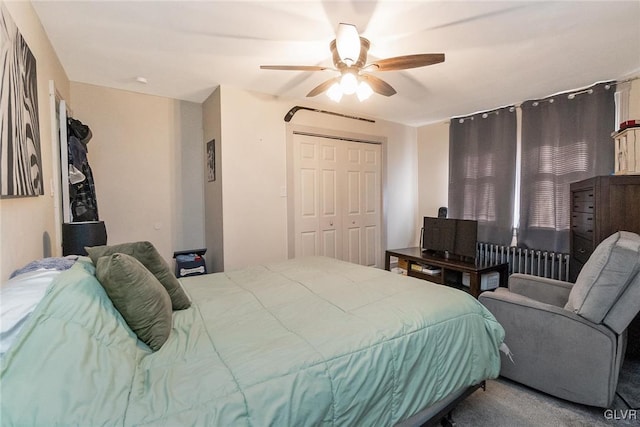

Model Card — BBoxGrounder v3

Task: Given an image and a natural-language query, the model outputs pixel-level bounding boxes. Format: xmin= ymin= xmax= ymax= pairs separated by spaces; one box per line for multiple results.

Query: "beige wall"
xmin=629 ymin=78 xmax=640 ymax=119
xmin=68 ymin=82 xmax=204 ymax=265
xmin=202 ymin=87 xmax=223 ymax=273
xmin=377 ymin=122 xmax=420 ymax=248
xmin=417 ymin=122 xmax=449 ymax=221
xmin=217 ymin=87 xmax=289 ymax=270
xmin=0 ymin=1 xmax=69 ymax=281
xmin=205 ymin=86 xmax=419 ymax=271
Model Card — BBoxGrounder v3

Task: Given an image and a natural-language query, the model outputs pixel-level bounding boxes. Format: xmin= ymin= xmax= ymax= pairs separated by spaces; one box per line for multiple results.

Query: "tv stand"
xmin=385 ymin=247 xmax=508 ymax=298
xmin=429 ymin=250 xmax=473 ymax=263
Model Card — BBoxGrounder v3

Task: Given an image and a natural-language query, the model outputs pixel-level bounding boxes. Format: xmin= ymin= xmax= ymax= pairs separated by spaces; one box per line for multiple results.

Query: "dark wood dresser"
xmin=570 ymin=175 xmax=640 ymax=358
xmin=570 ymin=175 xmax=640 ymax=282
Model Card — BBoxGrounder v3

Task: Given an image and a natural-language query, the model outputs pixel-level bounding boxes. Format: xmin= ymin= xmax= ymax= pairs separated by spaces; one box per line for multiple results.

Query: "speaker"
xmin=438 ymin=207 xmax=448 ymax=218
xmin=62 ymin=221 xmax=107 ymax=256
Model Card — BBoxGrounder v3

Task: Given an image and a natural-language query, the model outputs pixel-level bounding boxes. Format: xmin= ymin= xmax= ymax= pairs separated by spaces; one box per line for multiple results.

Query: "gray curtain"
xmin=518 ymin=82 xmax=615 ymax=253
xmin=448 ymin=106 xmax=517 ymax=245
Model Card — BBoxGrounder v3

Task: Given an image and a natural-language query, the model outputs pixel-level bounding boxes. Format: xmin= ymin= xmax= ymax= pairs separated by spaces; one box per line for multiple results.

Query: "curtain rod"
xmin=452 ymin=105 xmax=516 ymax=123
xmin=527 ymin=81 xmax=615 ymax=105
xmin=617 ymin=75 xmax=640 ymax=85
xmin=449 ymin=77 xmax=635 ymax=122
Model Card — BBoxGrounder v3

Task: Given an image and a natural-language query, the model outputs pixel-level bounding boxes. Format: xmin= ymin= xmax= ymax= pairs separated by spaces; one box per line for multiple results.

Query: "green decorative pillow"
xmin=86 ymin=241 xmax=191 ymax=310
xmin=95 ymin=253 xmax=172 ymax=351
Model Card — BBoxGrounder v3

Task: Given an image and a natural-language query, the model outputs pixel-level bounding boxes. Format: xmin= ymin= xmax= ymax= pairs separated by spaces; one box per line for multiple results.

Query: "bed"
xmin=0 ymin=251 xmax=504 ymax=426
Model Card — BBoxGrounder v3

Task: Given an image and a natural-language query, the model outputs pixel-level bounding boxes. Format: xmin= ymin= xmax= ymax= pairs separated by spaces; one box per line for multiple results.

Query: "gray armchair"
xmin=479 ymin=231 xmax=640 ymax=407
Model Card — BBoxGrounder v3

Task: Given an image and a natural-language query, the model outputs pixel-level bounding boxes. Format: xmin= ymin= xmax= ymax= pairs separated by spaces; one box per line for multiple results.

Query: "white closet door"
xmin=47 ymin=80 xmax=73 ymax=256
xmin=293 ymin=133 xmax=381 ymax=267
xmin=293 ymin=134 xmax=341 ymax=259
xmin=59 ymin=100 xmax=71 ymax=223
xmin=343 ymin=141 xmax=381 ymax=267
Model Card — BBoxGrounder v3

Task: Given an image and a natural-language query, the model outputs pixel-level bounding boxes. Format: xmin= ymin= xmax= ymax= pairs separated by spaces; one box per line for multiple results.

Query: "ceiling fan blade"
xmin=260 ymin=65 xmax=330 ymax=71
xmin=362 ymin=75 xmax=396 ymax=97
xmin=306 ymin=77 xmax=339 ymax=97
xmin=369 ymin=54 xmax=445 ymax=71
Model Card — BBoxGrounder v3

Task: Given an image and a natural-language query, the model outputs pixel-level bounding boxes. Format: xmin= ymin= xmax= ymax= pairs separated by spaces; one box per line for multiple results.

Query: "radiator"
xmin=477 ymin=242 xmax=570 ymax=282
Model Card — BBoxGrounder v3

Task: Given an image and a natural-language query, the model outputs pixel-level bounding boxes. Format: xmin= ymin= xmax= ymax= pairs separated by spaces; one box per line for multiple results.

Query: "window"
xmin=448 ymin=107 xmax=517 ymax=245
xmin=518 ymin=82 xmax=615 ymax=252
xmin=448 ymin=82 xmax=615 ymax=252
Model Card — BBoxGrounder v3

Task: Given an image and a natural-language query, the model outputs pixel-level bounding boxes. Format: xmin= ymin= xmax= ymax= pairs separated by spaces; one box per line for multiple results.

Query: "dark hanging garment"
xmin=67 ymin=118 xmax=99 ymax=222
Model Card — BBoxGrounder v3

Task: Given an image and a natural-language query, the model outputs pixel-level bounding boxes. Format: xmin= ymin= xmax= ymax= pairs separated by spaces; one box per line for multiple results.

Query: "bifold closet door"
xmin=343 ymin=141 xmax=381 ymax=267
xmin=294 ymin=135 xmax=342 ymax=260
xmin=293 ymin=133 xmax=381 ymax=267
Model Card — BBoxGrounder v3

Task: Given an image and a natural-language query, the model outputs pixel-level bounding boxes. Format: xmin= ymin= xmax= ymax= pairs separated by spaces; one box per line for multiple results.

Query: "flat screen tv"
xmin=453 ymin=219 xmax=479 ymax=260
xmin=422 ymin=217 xmax=456 ymax=255
xmin=422 ymin=217 xmax=478 ymax=260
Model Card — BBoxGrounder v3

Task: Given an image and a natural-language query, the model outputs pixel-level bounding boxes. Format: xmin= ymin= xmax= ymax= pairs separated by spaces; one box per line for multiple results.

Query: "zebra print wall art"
xmin=0 ymin=4 xmax=43 ymax=197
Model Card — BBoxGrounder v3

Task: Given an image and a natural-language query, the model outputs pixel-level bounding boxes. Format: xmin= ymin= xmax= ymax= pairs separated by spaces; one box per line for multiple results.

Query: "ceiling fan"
xmin=260 ymin=23 xmax=445 ymax=101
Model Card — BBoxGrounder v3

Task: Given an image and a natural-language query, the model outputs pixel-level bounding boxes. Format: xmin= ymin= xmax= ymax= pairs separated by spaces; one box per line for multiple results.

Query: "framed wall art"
xmin=1 ymin=4 xmax=43 ymax=197
xmin=207 ymin=139 xmax=215 ymax=182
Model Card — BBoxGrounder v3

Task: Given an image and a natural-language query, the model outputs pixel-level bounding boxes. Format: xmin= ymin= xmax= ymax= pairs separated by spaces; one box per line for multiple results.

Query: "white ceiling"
xmin=32 ymin=1 xmax=640 ymax=127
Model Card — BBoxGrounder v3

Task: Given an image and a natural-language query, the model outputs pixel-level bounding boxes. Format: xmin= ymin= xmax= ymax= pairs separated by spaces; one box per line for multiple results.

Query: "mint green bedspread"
xmin=1 ymin=256 xmax=504 ymax=426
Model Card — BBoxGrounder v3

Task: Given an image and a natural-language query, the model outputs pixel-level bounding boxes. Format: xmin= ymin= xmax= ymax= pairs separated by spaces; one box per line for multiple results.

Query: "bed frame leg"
xmin=440 ymin=410 xmax=456 ymax=427
xmin=416 ymin=382 xmax=484 ymax=427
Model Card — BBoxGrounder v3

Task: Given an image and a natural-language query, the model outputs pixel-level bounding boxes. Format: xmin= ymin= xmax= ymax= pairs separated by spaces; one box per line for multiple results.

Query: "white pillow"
xmin=0 ymin=270 xmax=62 ymax=357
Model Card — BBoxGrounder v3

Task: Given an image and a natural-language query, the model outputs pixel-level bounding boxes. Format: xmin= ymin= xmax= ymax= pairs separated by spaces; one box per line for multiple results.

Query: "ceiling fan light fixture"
xmin=336 ymin=23 xmax=360 ymax=66
xmin=356 ymin=80 xmax=373 ymax=101
xmin=340 ymin=72 xmax=358 ymax=95
xmin=261 ymin=22 xmax=445 ymax=102
xmin=327 ymin=83 xmax=343 ymax=102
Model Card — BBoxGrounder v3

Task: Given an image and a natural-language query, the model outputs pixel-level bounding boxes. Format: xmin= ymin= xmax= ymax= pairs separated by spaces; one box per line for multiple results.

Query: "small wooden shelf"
xmin=408 ymin=269 xmax=444 ymax=283
xmin=385 ymin=247 xmax=508 ymax=298
xmin=613 ymin=127 xmax=639 ymax=175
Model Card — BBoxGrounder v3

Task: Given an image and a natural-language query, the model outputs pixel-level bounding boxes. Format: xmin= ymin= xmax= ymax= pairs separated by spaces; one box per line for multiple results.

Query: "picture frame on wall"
xmin=0 ymin=4 xmax=43 ymax=198
xmin=207 ymin=139 xmax=215 ymax=182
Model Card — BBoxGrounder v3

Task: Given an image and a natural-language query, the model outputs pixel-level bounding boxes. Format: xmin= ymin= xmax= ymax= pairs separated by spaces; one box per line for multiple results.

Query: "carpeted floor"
xmin=450 ymin=357 xmax=640 ymax=426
